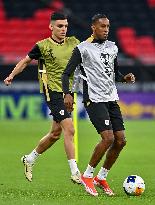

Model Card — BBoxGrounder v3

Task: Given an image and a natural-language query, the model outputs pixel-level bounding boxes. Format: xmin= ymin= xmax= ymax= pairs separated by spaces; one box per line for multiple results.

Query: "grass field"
xmin=0 ymin=119 xmax=155 ymax=205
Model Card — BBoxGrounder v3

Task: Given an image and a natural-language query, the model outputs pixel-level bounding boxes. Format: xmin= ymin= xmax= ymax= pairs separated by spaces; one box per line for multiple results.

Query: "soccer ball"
xmin=123 ymin=175 xmax=145 ymax=196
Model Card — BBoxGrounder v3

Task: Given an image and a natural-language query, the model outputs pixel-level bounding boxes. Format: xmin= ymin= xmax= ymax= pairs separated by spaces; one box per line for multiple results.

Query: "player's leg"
xmin=94 ymin=101 xmax=126 ymax=195
xmin=101 ymin=101 xmax=126 ymax=170
xmin=94 ymin=130 xmax=126 ymax=196
xmin=21 ymin=120 xmax=62 ymax=182
xmin=35 ymin=120 xmax=62 ymax=154
xmin=60 ymin=117 xmax=81 ymax=184
xmin=60 ymin=118 xmax=75 ymax=159
xmin=102 ymin=130 xmax=126 ymax=170
xmin=81 ymin=102 xmax=114 ymax=196
xmin=48 ymin=92 xmax=80 ymax=183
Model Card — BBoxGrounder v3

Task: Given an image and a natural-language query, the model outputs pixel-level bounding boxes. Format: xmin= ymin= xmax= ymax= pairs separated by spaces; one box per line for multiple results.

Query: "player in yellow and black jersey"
xmin=4 ymin=12 xmax=81 ymax=184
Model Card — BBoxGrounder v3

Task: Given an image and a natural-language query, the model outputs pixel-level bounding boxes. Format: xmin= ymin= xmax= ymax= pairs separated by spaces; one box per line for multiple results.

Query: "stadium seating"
xmin=0 ymin=0 xmax=155 ymax=65
xmin=148 ymin=0 xmax=155 ymax=7
xmin=0 ymin=0 xmax=64 ymax=63
xmin=63 ymin=0 xmax=155 ymax=64
xmin=117 ymin=27 xmax=155 ymax=63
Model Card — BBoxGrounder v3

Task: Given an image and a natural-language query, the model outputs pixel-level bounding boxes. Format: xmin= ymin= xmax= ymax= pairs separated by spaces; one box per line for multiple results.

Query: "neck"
xmin=92 ymin=38 xmax=106 ymax=44
xmin=51 ymin=35 xmax=65 ymax=44
xmin=92 ymin=34 xmax=104 ymax=40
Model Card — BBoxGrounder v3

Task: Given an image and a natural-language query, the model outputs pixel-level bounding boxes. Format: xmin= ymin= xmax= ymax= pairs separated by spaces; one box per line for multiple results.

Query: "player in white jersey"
xmin=62 ymin=13 xmax=135 ymax=196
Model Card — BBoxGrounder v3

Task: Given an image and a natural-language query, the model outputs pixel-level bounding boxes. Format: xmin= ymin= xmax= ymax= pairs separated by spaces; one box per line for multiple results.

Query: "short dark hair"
xmin=50 ymin=12 xmax=67 ymax=21
xmin=91 ymin=13 xmax=107 ymax=24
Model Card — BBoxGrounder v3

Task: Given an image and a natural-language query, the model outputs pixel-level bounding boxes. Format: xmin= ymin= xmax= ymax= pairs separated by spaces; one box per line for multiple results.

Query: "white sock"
xmin=97 ymin=167 xmax=109 ymax=180
xmin=68 ymin=159 xmax=79 ymax=175
xmin=26 ymin=149 xmax=40 ymax=164
xmin=83 ymin=164 xmax=95 ymax=178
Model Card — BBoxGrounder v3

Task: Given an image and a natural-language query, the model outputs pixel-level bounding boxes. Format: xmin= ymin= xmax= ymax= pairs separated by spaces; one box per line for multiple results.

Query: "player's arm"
xmin=114 ymin=58 xmax=135 ymax=83
xmin=4 ymin=44 xmax=41 ymax=86
xmin=114 ymin=57 xmax=125 ymax=82
xmin=4 ymin=56 xmax=32 ymax=85
xmin=62 ymin=47 xmax=82 ymax=111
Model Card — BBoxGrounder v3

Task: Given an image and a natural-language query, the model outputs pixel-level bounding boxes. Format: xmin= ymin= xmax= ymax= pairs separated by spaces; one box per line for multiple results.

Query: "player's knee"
xmin=101 ymin=131 xmax=114 ymax=146
xmin=114 ymin=131 xmax=126 ymax=148
xmin=106 ymin=135 xmax=115 ymax=145
xmin=63 ymin=126 xmax=75 ymax=142
xmin=49 ymin=130 xmax=61 ymax=140
xmin=122 ymin=137 xmax=127 ymax=147
xmin=66 ymin=126 xmax=75 ymax=137
xmin=115 ymin=136 xmax=126 ymax=149
xmin=60 ymin=118 xmax=75 ymax=137
xmin=118 ymin=138 xmax=126 ymax=149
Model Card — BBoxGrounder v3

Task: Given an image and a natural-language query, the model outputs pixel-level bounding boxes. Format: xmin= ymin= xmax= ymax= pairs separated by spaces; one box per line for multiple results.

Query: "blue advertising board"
xmin=0 ymin=83 xmax=155 ymax=119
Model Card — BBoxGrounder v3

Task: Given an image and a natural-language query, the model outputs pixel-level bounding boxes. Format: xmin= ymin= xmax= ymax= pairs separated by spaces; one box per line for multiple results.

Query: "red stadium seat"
xmin=117 ymin=27 xmax=155 ymax=62
xmin=0 ymin=0 xmax=63 ymax=61
xmin=136 ymin=36 xmax=155 ymax=64
xmin=0 ymin=0 xmax=5 ymax=19
xmin=137 ymin=36 xmax=155 ymax=54
xmin=117 ymin=28 xmax=138 ymax=57
xmin=117 ymin=27 xmax=136 ymax=39
xmin=147 ymin=0 xmax=155 ymax=7
xmin=34 ymin=9 xmax=53 ymax=20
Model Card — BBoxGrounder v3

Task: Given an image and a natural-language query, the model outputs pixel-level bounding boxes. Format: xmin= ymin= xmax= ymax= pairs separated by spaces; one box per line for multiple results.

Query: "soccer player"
xmin=62 ymin=13 xmax=135 ymax=196
xmin=4 ymin=12 xmax=81 ymax=184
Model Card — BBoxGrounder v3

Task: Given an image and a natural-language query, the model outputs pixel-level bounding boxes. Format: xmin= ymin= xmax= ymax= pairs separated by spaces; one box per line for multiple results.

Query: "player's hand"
xmin=4 ymin=75 xmax=14 ymax=86
xmin=124 ymin=73 xmax=135 ymax=83
xmin=64 ymin=93 xmax=74 ymax=113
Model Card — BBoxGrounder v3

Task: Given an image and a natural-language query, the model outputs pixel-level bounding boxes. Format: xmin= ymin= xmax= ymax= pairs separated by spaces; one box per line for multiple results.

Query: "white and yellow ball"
xmin=123 ymin=175 xmax=145 ymax=196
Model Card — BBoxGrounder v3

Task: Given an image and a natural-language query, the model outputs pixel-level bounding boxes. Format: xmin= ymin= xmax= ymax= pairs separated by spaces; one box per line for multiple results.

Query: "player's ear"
xmin=91 ymin=24 xmax=95 ymax=32
xmin=49 ymin=24 xmax=53 ymax=31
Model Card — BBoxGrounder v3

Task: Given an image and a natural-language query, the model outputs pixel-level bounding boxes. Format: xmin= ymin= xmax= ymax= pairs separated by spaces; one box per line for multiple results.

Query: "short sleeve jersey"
xmin=28 ymin=36 xmax=80 ymax=92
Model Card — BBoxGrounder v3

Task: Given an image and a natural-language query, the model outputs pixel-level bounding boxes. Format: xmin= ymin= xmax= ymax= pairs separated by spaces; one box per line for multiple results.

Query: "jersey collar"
xmin=48 ymin=37 xmax=65 ymax=45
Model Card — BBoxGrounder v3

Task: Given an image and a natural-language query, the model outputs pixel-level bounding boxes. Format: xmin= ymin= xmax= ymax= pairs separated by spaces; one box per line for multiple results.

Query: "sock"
xmin=97 ymin=167 xmax=109 ymax=180
xmin=68 ymin=159 xmax=79 ymax=175
xmin=26 ymin=149 xmax=40 ymax=164
xmin=83 ymin=164 xmax=95 ymax=178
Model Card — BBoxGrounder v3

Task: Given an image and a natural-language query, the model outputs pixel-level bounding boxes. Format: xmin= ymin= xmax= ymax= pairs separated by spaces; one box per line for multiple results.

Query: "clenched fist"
xmin=4 ymin=75 xmax=13 ymax=86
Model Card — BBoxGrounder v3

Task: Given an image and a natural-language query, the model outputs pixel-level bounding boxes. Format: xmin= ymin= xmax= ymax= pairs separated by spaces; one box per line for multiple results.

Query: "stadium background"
xmin=0 ymin=1 xmax=155 ymax=205
xmin=1 ymin=0 xmax=155 ymax=120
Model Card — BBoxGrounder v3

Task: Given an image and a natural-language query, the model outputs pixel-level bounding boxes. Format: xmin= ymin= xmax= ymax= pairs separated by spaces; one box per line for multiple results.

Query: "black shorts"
xmin=85 ymin=101 xmax=125 ymax=133
xmin=45 ymin=90 xmax=71 ymax=123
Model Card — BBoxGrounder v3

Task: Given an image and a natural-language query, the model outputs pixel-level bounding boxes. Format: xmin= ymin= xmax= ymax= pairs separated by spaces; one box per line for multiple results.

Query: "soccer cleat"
xmin=71 ymin=171 xmax=81 ymax=184
xmin=21 ymin=155 xmax=33 ymax=182
xmin=93 ymin=176 xmax=115 ymax=196
xmin=81 ymin=175 xmax=98 ymax=196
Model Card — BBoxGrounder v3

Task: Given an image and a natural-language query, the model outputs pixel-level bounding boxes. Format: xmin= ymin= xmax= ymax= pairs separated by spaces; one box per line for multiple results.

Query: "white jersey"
xmin=75 ymin=40 xmax=119 ymax=102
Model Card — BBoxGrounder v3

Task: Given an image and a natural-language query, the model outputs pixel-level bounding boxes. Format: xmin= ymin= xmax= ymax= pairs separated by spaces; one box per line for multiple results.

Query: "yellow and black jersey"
xmin=28 ymin=36 xmax=80 ymax=100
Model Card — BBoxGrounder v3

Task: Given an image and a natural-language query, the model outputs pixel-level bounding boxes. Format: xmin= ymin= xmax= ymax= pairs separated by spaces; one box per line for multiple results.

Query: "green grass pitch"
xmin=0 ymin=120 xmax=155 ymax=205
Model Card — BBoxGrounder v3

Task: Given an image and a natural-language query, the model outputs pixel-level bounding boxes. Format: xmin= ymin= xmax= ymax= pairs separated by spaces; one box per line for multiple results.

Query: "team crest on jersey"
xmin=45 ymin=48 xmax=56 ymax=59
xmin=105 ymin=120 xmax=110 ymax=125
xmin=59 ymin=110 xmax=65 ymax=115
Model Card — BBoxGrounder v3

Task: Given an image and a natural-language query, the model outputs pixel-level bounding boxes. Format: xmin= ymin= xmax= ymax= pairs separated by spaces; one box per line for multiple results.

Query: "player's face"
xmin=92 ymin=18 xmax=110 ymax=40
xmin=49 ymin=19 xmax=68 ymax=42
